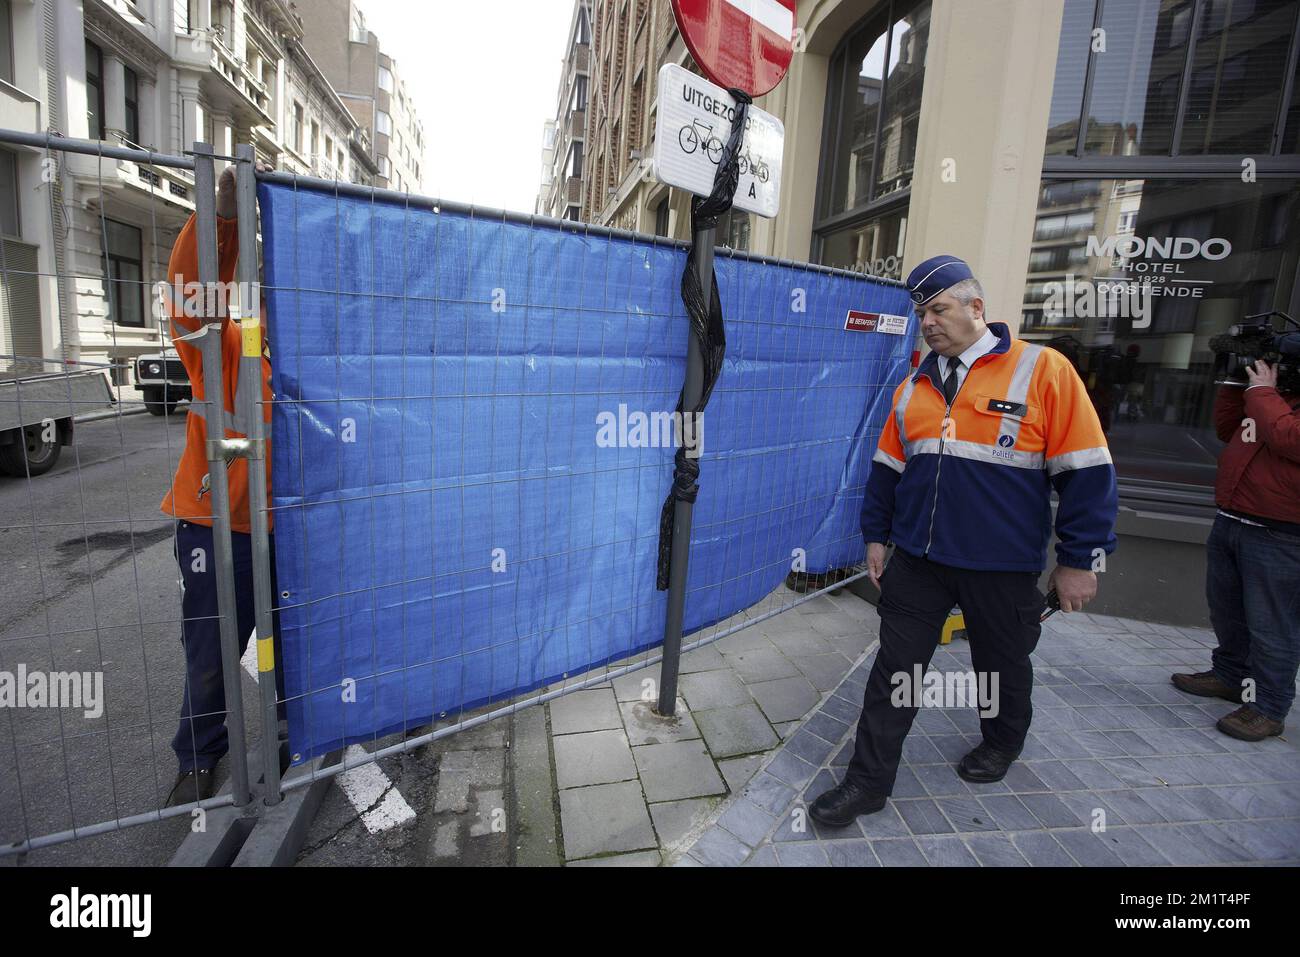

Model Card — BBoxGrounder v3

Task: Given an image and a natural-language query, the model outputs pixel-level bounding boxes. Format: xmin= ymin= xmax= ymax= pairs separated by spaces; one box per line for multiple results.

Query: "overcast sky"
xmin=356 ymin=0 xmax=576 ymax=212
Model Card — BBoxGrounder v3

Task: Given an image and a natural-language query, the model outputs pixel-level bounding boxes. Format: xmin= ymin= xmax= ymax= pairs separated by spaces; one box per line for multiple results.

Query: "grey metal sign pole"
xmin=192 ymin=142 xmax=251 ymax=807
xmin=657 ymin=232 xmax=713 ymax=717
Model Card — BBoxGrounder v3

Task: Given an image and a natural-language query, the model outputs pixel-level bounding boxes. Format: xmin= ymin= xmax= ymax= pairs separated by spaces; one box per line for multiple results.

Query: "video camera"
xmin=1209 ymin=311 xmax=1300 ymax=393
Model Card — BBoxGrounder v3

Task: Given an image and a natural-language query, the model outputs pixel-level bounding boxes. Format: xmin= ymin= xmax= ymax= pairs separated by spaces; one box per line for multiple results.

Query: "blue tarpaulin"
xmin=258 ymin=180 xmax=916 ymax=762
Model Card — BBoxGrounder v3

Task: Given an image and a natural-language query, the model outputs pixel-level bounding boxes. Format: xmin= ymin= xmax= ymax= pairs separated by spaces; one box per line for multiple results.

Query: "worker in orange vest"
xmin=161 ymin=160 xmax=280 ymax=806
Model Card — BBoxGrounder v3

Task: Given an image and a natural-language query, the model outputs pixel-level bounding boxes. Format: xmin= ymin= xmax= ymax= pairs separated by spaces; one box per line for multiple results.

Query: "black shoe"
xmin=166 ymin=768 xmax=215 ymax=807
xmin=807 ymin=780 xmax=887 ymax=827
xmin=957 ymin=741 xmax=1019 ymax=783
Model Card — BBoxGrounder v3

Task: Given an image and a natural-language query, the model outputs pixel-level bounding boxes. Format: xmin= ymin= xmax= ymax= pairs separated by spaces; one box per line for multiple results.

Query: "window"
xmin=376 ymin=110 xmax=391 ymax=136
xmin=566 ymin=141 xmax=583 ymax=178
xmin=1033 ymin=0 xmax=1300 ymax=501
xmin=377 ymin=155 xmax=390 ymax=178
xmin=813 ymin=0 xmax=931 ymax=280
xmin=310 ymin=119 xmax=319 ymax=157
xmin=85 ymin=41 xmax=105 ymax=140
xmin=0 ymin=150 xmax=19 ymax=238
xmin=291 ymin=101 xmax=304 ymax=153
xmin=1019 ymin=176 xmax=1300 ymax=489
xmin=1047 ymin=0 xmax=1300 ymax=158
xmin=654 ymin=197 xmax=670 ymax=237
xmin=714 ymin=210 xmax=750 ymax=251
xmin=123 ymin=66 xmax=139 ymax=145
xmin=0 ymin=0 xmax=14 ymax=86
xmin=102 ymin=219 xmax=144 ymax=328
xmin=571 ymin=75 xmax=588 ymax=114
xmin=378 ymin=66 xmax=393 ymax=92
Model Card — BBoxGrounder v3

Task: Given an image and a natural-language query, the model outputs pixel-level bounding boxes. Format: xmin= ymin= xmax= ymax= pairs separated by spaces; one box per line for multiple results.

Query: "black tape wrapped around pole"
xmin=656 ymin=87 xmax=751 ymax=591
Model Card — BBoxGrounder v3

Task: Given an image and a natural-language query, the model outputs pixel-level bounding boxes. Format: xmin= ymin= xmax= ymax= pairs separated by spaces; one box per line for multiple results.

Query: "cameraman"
xmin=1173 ymin=360 xmax=1300 ymax=741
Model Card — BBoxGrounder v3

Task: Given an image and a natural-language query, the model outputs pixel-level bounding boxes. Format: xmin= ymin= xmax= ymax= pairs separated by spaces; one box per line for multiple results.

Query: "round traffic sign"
xmin=670 ymin=0 xmax=797 ymax=97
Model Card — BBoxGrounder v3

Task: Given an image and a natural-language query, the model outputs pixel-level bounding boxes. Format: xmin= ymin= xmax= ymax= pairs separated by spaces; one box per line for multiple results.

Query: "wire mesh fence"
xmin=0 ymin=130 xmax=914 ymax=857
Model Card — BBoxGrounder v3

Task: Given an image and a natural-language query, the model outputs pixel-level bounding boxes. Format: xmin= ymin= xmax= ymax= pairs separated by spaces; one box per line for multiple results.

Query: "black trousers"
xmin=844 ymin=547 xmax=1045 ymax=795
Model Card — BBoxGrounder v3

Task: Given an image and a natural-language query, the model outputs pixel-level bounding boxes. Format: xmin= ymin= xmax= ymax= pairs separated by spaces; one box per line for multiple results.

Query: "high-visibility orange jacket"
xmin=159 ymin=212 xmax=273 ymax=534
xmin=861 ymin=321 xmax=1117 ymax=571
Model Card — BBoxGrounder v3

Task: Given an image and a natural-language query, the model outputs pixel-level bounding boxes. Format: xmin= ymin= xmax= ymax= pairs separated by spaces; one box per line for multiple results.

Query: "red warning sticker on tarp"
xmin=845 ymin=311 xmax=908 ymax=334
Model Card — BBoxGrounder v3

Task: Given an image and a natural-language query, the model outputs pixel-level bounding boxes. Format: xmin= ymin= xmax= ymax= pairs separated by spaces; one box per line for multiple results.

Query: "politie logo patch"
xmin=997 ymin=434 xmax=1015 ymax=448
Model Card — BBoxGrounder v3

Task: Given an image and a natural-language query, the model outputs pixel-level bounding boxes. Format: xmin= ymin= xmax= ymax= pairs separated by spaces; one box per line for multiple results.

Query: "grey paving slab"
xmin=694 ymin=703 xmax=780 ymax=758
xmin=896 ymin=798 xmax=954 ymax=835
xmin=747 ymin=674 xmax=822 ymax=724
xmin=870 ymin=837 xmax=927 ymax=866
xmin=549 ymin=688 xmax=623 ymax=736
xmin=689 ymin=826 xmax=751 ymax=866
xmin=618 ymin=698 xmax=700 ymax=746
xmin=916 ymin=834 xmax=980 ymax=866
xmin=559 ymin=780 xmax=656 ymax=861
xmin=727 ymin=648 xmax=803 ymax=683
xmin=632 ymin=739 xmax=727 ymax=803
xmin=679 ymin=669 xmax=753 ymax=710
xmin=741 ymin=769 xmax=798 ymax=816
xmin=716 ymin=797 xmax=778 ymax=846
xmin=718 ymin=754 xmax=765 ymax=792
xmin=1011 ymin=830 xmax=1077 ymax=866
xmin=774 ymin=842 xmax=830 ymax=866
xmin=793 ymin=653 xmax=858 ymax=692
xmin=648 ymin=797 xmax=717 ymax=851
xmin=963 ymin=832 xmax=1028 ymax=866
xmin=825 ymin=840 xmax=881 ymax=866
xmin=552 ymin=728 xmax=637 ymax=790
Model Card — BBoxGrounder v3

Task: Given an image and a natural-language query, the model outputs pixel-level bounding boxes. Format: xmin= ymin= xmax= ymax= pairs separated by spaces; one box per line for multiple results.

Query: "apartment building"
xmin=299 ymin=0 xmax=423 ymax=193
xmin=536 ymin=0 xmax=590 ymax=220
xmin=0 ymin=0 xmax=376 ymax=374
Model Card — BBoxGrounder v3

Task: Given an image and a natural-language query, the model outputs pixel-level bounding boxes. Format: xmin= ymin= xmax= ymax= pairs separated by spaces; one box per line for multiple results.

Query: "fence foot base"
xmin=169 ymin=743 xmax=339 ymax=867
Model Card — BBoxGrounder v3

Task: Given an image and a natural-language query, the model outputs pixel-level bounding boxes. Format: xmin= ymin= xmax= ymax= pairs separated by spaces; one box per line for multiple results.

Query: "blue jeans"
xmin=171 ymin=521 xmax=284 ymax=772
xmin=1206 ymin=514 xmax=1300 ymax=722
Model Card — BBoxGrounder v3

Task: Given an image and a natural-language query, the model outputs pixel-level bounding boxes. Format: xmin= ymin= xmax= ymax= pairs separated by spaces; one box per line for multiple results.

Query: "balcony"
xmin=568 ymin=109 xmax=586 ymax=140
xmin=65 ymin=131 xmax=196 ymax=215
xmin=0 ymin=79 xmax=39 ymax=135
xmin=566 ymin=176 xmax=583 ymax=205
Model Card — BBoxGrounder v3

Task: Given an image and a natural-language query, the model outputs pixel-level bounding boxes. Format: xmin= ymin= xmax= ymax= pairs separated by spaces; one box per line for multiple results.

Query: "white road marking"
xmin=240 ymin=640 xmax=258 ymax=679
xmin=337 ymin=744 xmax=417 ymax=833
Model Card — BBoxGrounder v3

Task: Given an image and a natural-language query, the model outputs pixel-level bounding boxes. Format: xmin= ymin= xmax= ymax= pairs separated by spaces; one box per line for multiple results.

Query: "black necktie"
xmin=942 ymin=357 xmax=962 ymax=406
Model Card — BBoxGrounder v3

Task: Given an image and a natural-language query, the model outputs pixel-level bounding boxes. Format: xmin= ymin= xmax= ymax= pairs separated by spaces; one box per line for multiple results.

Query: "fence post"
xmin=234 ymin=143 xmax=283 ymax=805
xmin=657 ymin=230 xmax=713 ymax=717
xmin=192 ymin=141 xmax=251 ymax=807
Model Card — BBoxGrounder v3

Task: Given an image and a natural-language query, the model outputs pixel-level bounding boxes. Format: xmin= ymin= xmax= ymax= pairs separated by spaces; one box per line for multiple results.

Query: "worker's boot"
xmin=1216 ymin=705 xmax=1284 ymax=742
xmin=1171 ymin=670 xmax=1243 ymax=704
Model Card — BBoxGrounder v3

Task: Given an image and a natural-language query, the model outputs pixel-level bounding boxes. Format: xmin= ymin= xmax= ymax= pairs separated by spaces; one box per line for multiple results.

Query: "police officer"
xmin=810 ymin=255 xmax=1119 ymax=826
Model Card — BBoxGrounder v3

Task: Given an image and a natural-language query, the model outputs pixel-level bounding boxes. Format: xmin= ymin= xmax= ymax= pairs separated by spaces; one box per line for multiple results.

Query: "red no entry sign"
xmin=671 ymin=0 xmax=797 ymax=97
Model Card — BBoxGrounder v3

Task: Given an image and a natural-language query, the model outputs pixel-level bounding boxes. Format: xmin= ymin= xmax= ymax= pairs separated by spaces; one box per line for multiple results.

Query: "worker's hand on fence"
xmin=215 ymin=160 xmax=274 ymax=220
xmin=866 ymin=542 xmax=887 ymax=587
xmin=1048 ymin=564 xmax=1097 ymax=613
xmin=216 ymin=165 xmax=237 ymax=220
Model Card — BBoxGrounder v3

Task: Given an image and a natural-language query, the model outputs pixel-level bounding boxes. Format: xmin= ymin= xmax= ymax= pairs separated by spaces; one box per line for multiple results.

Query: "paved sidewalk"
xmin=423 ymin=587 xmax=881 ymax=865
xmin=678 ymin=613 xmax=1300 ymax=867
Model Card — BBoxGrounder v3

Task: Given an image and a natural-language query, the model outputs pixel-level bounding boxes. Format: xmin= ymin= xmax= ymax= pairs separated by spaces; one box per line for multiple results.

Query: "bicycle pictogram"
xmin=678 ymin=119 xmax=724 ymax=164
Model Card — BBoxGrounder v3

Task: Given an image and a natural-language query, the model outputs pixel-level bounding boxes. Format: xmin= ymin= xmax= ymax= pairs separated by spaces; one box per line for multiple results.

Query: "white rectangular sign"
xmin=652 ymin=63 xmax=784 ymax=219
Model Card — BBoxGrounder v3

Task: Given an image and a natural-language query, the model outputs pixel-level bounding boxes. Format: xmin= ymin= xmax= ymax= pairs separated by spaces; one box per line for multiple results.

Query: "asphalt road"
xmin=0 ymin=404 xmax=276 ymax=866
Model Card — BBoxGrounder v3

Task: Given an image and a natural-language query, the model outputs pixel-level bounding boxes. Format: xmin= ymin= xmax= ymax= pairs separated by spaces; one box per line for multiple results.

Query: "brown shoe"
xmin=1171 ymin=670 xmax=1243 ymax=704
xmin=1216 ymin=705 xmax=1284 ymax=742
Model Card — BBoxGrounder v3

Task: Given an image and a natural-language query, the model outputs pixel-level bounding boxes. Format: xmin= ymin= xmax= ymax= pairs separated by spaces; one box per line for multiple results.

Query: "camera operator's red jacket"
xmin=1215 ymin=384 xmax=1300 ymax=528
